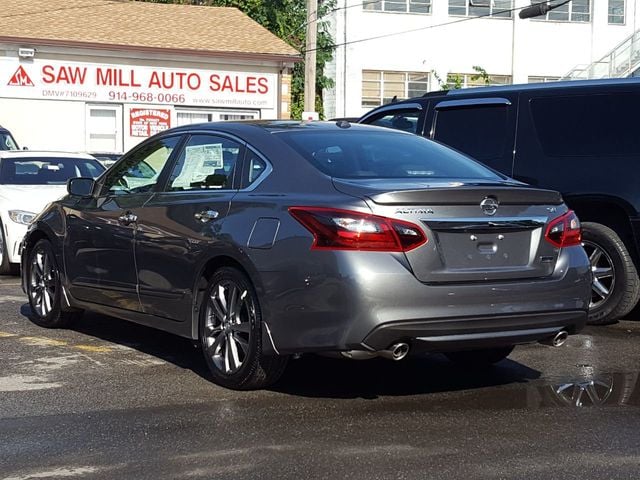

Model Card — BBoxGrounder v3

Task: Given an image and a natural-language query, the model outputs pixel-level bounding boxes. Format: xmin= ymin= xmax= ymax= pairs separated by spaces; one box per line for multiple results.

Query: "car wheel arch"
xmin=190 ymin=253 xmax=265 ymax=340
xmin=566 ymin=196 xmax=637 ymax=258
xmin=23 ymin=226 xmax=62 ymax=257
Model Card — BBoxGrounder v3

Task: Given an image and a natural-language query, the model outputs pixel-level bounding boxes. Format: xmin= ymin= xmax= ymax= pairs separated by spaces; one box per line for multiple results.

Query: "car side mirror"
xmin=67 ymin=177 xmax=95 ymax=197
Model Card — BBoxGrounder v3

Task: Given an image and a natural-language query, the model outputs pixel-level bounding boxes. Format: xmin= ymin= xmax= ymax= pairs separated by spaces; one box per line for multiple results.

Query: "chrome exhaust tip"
xmin=379 ymin=342 xmax=410 ymax=361
xmin=539 ymin=330 xmax=569 ymax=347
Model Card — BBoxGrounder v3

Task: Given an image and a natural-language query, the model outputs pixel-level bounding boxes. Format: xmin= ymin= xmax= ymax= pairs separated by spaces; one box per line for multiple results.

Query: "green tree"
xmin=145 ymin=0 xmax=335 ymax=119
xmin=432 ymin=65 xmax=491 ymax=91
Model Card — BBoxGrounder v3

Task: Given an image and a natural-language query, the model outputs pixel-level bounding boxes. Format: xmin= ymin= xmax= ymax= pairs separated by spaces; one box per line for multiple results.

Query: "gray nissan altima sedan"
xmin=21 ymin=121 xmax=591 ymax=390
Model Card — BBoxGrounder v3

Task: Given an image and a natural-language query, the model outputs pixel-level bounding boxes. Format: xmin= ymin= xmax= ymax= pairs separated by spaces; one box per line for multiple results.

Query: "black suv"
xmin=359 ymin=78 xmax=640 ymax=325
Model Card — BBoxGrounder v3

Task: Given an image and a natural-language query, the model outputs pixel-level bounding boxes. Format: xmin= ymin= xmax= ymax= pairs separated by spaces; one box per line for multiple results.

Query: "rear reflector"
xmin=289 ymin=207 xmax=427 ymax=252
xmin=545 ymin=210 xmax=582 ymax=247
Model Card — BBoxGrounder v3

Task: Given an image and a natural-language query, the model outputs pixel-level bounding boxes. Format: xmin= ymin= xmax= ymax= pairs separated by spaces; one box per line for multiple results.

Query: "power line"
xmin=303 ymin=3 xmax=542 ymax=54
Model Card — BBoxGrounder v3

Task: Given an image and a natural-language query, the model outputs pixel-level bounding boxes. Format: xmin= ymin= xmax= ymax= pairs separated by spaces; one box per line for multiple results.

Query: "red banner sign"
xmin=129 ymin=108 xmax=171 ymax=137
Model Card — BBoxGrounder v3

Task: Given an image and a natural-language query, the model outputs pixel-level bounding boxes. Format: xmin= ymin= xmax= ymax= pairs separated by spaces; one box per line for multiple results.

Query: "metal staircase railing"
xmin=563 ymin=30 xmax=640 ymax=79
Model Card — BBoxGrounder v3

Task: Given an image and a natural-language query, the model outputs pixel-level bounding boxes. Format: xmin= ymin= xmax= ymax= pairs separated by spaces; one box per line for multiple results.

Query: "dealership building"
xmin=0 ymin=0 xmax=299 ymax=153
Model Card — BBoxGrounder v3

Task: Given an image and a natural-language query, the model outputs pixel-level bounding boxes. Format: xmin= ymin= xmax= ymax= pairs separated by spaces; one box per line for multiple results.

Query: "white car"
xmin=0 ymin=151 xmax=105 ymax=274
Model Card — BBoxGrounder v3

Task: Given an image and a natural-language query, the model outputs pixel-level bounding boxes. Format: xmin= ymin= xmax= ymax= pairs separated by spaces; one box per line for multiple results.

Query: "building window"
xmin=532 ymin=0 xmax=591 ymax=23
xmin=446 ymin=73 xmax=512 ymax=89
xmin=448 ymin=0 xmax=513 ymax=18
xmin=364 ymin=0 xmax=431 ymax=14
xmin=362 ymin=71 xmax=430 ymax=108
xmin=609 ymin=0 xmax=625 ymax=24
xmin=176 ymin=109 xmax=259 ymax=126
xmin=528 ymin=76 xmax=561 ymax=83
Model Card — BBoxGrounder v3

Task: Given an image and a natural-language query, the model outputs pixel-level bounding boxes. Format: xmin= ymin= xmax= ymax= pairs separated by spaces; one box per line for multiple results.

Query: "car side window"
xmin=366 ymin=110 xmax=421 ymax=134
xmin=241 ymin=150 xmax=268 ymax=189
xmin=433 ymin=105 xmax=509 ymax=161
xmin=102 ymin=136 xmax=180 ymax=195
xmin=168 ymin=134 xmax=242 ymax=191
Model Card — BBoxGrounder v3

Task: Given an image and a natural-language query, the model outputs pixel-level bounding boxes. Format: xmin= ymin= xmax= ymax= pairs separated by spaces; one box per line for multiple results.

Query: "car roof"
xmin=432 ymin=77 xmax=640 ymax=97
xmin=167 ymin=119 xmax=410 ymax=135
xmin=0 ymin=151 xmax=97 ymax=160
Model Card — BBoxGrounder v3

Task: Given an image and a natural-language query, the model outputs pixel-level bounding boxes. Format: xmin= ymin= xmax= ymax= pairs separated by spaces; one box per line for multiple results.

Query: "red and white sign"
xmin=0 ymin=58 xmax=277 ymax=109
xmin=130 ymin=108 xmax=171 ymax=137
xmin=7 ymin=66 xmax=34 ymax=86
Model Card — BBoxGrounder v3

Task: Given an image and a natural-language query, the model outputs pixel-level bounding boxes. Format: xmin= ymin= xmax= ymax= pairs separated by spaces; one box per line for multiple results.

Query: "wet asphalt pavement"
xmin=1 ymin=276 xmax=639 ymax=480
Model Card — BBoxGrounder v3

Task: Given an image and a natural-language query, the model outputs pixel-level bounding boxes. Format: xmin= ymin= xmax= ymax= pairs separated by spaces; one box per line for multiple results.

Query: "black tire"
xmin=582 ymin=222 xmax=640 ymax=325
xmin=444 ymin=346 xmax=514 ymax=367
xmin=25 ymin=239 xmax=81 ymax=328
xmin=0 ymin=222 xmax=18 ymax=275
xmin=199 ymin=267 xmax=288 ymax=390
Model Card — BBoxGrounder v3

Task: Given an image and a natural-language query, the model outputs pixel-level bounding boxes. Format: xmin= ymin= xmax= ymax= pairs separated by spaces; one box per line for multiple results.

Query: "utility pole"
xmin=304 ymin=0 xmax=318 ymax=118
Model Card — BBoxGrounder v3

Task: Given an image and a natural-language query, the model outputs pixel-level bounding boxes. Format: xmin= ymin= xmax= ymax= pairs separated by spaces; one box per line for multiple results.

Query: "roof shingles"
xmin=0 ymin=0 xmax=299 ymax=59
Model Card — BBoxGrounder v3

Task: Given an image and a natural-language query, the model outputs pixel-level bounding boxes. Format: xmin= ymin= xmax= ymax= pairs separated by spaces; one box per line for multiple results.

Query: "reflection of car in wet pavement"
xmin=544 ymin=372 xmax=640 ymax=408
xmin=21 ymin=121 xmax=591 ymax=390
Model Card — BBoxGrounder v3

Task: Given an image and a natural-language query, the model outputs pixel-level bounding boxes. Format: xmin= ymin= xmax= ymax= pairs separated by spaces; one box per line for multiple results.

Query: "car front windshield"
xmin=278 ymin=129 xmax=503 ymax=180
xmin=0 ymin=133 xmax=18 ymax=151
xmin=0 ymin=157 xmax=104 ymax=185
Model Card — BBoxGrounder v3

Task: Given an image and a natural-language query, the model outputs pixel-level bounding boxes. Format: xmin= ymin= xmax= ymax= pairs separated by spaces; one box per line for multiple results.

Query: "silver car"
xmin=21 ymin=121 xmax=591 ymax=390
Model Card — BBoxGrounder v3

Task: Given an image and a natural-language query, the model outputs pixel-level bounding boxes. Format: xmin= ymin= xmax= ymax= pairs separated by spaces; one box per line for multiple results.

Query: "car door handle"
xmin=118 ymin=212 xmax=138 ymax=226
xmin=194 ymin=210 xmax=219 ymax=223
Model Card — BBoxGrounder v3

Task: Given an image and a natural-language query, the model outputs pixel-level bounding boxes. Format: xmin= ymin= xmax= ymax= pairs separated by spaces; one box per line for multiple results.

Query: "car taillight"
xmin=545 ymin=210 xmax=582 ymax=247
xmin=289 ymin=207 xmax=427 ymax=252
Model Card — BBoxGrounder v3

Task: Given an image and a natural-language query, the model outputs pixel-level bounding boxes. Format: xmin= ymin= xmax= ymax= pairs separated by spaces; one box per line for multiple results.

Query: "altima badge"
xmin=480 ymin=197 xmax=499 ymax=216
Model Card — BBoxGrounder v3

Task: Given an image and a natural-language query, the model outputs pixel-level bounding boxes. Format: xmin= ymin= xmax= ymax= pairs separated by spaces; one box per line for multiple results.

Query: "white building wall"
xmin=326 ymin=0 xmax=640 ymax=118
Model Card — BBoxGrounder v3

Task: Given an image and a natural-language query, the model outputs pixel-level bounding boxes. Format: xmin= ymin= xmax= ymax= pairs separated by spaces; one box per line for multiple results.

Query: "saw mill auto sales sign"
xmin=1 ymin=58 xmax=277 ymax=109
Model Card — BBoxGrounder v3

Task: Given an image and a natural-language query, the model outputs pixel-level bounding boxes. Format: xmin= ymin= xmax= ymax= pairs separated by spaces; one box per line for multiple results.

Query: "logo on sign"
xmin=8 ymin=66 xmax=34 ymax=86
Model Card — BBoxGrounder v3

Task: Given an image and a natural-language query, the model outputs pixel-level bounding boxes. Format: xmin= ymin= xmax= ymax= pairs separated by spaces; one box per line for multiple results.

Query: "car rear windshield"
xmin=0 ymin=157 xmax=104 ymax=185
xmin=277 ymin=130 xmax=502 ymax=179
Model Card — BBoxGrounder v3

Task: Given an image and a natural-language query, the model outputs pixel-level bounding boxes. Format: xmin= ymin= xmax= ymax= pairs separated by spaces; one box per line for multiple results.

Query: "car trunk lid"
xmin=333 ymin=178 xmax=565 ymax=283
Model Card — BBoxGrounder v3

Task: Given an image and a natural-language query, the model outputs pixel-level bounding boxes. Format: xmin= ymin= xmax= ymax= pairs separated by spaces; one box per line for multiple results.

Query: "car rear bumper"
xmin=361 ymin=310 xmax=587 ymax=352
xmin=257 ymin=245 xmax=591 ymax=355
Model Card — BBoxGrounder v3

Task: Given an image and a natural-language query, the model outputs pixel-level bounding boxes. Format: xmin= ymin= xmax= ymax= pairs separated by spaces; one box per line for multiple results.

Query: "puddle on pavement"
xmin=477 ymin=371 xmax=640 ymax=410
xmin=342 ymin=370 xmax=640 ymax=415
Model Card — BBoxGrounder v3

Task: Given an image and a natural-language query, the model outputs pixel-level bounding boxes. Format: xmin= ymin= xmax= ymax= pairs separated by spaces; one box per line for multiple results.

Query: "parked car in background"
xmin=21 ymin=121 xmax=590 ymax=390
xmin=359 ymin=78 xmax=640 ymax=325
xmin=0 ymin=125 xmax=19 ymax=151
xmin=89 ymin=152 xmax=121 ymax=168
xmin=0 ymin=151 xmax=104 ymax=274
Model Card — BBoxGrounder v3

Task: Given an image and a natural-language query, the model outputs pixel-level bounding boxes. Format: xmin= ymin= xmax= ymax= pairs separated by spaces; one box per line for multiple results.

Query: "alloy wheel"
xmin=29 ymin=247 xmax=57 ymax=317
xmin=582 ymin=240 xmax=615 ymax=310
xmin=203 ymin=280 xmax=254 ymax=374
